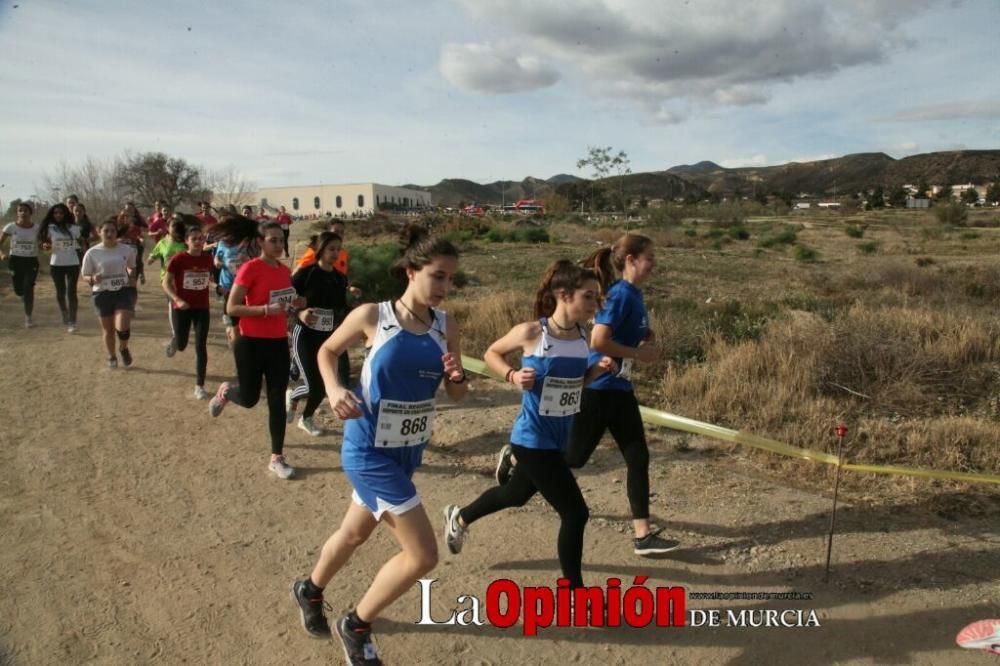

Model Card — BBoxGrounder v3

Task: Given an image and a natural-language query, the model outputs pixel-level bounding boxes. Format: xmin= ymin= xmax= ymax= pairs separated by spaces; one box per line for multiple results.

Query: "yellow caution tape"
xmin=461 ymin=355 xmax=1000 ymax=486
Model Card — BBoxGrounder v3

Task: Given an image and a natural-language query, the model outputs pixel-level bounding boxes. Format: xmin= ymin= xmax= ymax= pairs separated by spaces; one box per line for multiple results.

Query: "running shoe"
xmin=633 ymin=532 xmax=680 ymax=556
xmin=108 ymin=356 xmax=118 ymax=369
xmin=165 ymin=339 xmax=177 ymax=358
xmin=285 ymin=388 xmax=296 ymax=423
xmin=335 ymin=615 xmax=382 ymax=665
xmin=495 ymin=444 xmax=514 ymax=486
xmin=120 ymin=347 xmax=133 ymax=367
xmin=443 ymin=504 xmax=467 ymax=555
xmin=298 ymin=416 xmax=322 ymax=437
xmin=24 ymin=317 xmax=33 ymax=329
xmin=269 ymin=455 xmax=295 ymax=479
xmin=290 ymin=579 xmax=332 ymax=639
xmin=956 ymin=619 xmax=1000 ymax=654
xmin=193 ymin=385 xmax=210 ymax=401
xmin=209 ymin=382 xmax=231 ymax=417
xmin=67 ymin=323 xmax=77 ymax=334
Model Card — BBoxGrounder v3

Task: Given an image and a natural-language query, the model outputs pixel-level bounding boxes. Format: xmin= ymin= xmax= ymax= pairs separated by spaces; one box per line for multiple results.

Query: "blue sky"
xmin=1 ymin=0 xmax=997 ymax=203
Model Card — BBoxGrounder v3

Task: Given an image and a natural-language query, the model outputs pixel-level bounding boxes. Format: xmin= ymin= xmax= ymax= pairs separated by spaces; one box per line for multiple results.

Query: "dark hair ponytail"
xmin=389 ymin=223 xmax=458 ymax=286
xmin=534 ymin=259 xmax=600 ymax=318
xmin=581 ymin=233 xmax=653 ymax=291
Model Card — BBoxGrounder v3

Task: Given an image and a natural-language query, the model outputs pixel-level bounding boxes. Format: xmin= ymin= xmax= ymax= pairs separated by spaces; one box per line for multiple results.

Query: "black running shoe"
xmin=335 ymin=615 xmax=382 ymax=665
xmin=120 ymin=347 xmax=133 ymax=367
xmin=495 ymin=444 xmax=514 ymax=486
xmin=290 ymin=579 xmax=332 ymax=639
xmin=633 ymin=532 xmax=680 ymax=556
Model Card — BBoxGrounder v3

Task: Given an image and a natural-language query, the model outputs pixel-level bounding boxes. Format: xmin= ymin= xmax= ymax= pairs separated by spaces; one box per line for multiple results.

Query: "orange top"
xmin=297 ymin=247 xmax=348 ymax=275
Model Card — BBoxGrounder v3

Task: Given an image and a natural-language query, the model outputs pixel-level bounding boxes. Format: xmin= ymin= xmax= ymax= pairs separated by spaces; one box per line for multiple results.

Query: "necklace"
xmin=397 ymin=299 xmax=434 ymax=331
xmin=549 ymin=316 xmax=576 ymax=331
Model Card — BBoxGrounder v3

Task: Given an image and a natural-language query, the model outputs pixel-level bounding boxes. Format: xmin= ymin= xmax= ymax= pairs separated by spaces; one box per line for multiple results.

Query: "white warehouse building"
xmin=220 ymin=183 xmax=432 ymax=216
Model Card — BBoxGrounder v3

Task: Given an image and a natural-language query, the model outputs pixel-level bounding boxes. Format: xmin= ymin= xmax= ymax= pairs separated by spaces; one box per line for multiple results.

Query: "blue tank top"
xmin=510 ymin=319 xmax=590 ymax=451
xmin=587 ymin=279 xmax=648 ymax=392
xmin=342 ymin=301 xmax=448 ymax=471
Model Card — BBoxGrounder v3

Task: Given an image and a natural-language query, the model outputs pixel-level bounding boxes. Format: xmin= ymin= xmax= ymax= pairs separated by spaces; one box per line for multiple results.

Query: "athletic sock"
xmin=346 ymin=609 xmax=371 ymax=630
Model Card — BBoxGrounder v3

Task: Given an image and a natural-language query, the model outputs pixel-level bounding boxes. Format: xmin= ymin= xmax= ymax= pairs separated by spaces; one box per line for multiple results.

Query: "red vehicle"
xmin=513 ymin=199 xmax=544 ymax=214
xmin=462 ymin=204 xmax=485 ymax=216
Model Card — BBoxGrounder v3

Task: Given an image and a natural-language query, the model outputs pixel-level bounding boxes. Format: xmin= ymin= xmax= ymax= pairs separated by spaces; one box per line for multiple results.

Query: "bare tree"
xmin=204 ymin=165 xmax=257 ymax=208
xmin=39 ymin=156 xmax=129 ymax=220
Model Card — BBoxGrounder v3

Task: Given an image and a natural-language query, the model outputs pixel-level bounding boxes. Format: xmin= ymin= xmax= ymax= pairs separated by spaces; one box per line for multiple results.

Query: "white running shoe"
xmin=24 ymin=317 xmax=33 ymax=329
xmin=269 ymin=455 xmax=295 ymax=479
xmin=285 ymin=388 xmax=296 ymax=423
xmin=297 ymin=416 xmax=322 ymax=437
xmin=67 ymin=324 xmax=77 ymax=334
xmin=443 ymin=504 xmax=467 ymax=554
xmin=193 ymin=385 xmax=210 ymax=400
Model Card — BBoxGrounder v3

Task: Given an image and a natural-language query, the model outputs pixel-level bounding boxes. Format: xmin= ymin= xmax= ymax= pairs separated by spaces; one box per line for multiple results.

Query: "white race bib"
xmin=11 ymin=240 xmax=35 ymax=257
xmin=312 ymin=307 xmax=335 ymax=332
xmin=103 ymin=273 xmax=127 ymax=291
xmin=374 ymin=399 xmax=435 ymax=447
xmin=182 ymin=271 xmax=210 ymax=290
xmin=227 ymin=256 xmax=246 ymax=273
xmin=268 ymin=287 xmax=296 ymax=307
xmin=539 ymin=376 xmax=583 ymax=417
xmin=53 ymin=238 xmax=76 ymax=252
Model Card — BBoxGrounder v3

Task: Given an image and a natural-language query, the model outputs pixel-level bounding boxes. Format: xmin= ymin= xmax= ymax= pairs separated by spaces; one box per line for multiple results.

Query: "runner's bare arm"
xmin=485 ymin=321 xmax=541 ymax=389
xmin=442 ymin=313 xmax=468 ymax=401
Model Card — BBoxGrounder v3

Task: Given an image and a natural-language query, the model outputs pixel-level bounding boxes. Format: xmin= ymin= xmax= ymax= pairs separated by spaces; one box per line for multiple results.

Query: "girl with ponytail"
xmin=290 ymin=224 xmax=467 ymax=662
xmin=568 ymin=233 xmax=680 ymax=556
xmin=441 ymin=259 xmax=616 ymax=591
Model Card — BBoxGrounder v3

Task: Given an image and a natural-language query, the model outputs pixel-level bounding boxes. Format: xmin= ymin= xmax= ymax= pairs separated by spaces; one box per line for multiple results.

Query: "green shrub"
xmin=960 ymin=231 xmax=980 ymax=240
xmin=934 ymin=201 xmax=968 ymax=227
xmin=485 ymin=227 xmax=510 ymax=243
xmin=347 ymin=243 xmax=404 ymax=301
xmin=515 ymin=227 xmax=550 ymax=243
xmin=727 ymin=225 xmax=750 ymax=240
xmin=757 ymin=225 xmax=799 ymax=248
xmin=794 ymin=245 xmax=818 ymax=262
xmin=845 ymin=224 xmax=865 ymax=238
xmin=857 ymin=241 xmax=879 ymax=255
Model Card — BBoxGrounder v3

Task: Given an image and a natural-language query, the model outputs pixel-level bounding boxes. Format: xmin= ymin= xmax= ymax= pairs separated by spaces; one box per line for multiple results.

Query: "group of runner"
xmin=3 ymin=199 xmax=675 ymax=665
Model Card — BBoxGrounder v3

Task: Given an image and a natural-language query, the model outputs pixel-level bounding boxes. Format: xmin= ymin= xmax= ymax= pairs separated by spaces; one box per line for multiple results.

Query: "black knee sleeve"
xmin=116 ymin=329 xmax=131 ymax=341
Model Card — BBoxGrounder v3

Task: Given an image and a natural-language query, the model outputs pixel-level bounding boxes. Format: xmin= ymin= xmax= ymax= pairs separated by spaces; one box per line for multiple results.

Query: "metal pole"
xmin=824 ymin=423 xmax=848 ymax=582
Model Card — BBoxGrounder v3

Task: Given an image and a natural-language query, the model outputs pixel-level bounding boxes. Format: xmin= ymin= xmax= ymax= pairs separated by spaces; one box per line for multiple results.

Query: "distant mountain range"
xmin=413 ymin=150 xmax=1000 ymax=206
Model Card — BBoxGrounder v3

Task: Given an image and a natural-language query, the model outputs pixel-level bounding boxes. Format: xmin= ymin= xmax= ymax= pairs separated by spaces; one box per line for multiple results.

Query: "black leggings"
xmin=290 ymin=324 xmax=333 ymax=418
xmin=8 ymin=256 xmax=38 ymax=316
xmin=51 ymin=264 xmax=80 ymax=324
xmin=565 ymin=389 xmax=650 ymax=520
xmin=227 ymin=336 xmax=290 ymax=455
xmin=281 ymin=228 xmax=290 ymax=256
xmin=171 ymin=308 xmax=210 ymax=386
xmin=461 ymin=445 xmax=589 ymax=588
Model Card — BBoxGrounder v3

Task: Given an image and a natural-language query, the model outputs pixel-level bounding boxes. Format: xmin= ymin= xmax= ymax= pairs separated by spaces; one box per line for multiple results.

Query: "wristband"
xmin=448 ymin=371 xmax=467 ymax=385
xmin=505 ymin=368 xmax=515 ymax=383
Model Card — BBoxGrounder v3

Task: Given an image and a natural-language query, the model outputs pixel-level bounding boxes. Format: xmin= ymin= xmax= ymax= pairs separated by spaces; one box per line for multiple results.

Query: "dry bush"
xmin=449 ymin=291 xmax=533 ymax=356
xmin=658 ymin=305 xmax=1000 ymax=491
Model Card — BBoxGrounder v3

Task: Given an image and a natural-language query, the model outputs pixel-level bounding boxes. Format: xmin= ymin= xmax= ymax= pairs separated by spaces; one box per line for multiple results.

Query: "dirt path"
xmin=1 ymin=249 xmax=998 ymax=665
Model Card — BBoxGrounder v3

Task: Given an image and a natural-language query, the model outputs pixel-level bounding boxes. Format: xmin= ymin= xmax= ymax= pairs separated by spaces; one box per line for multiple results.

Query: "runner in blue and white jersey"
xmin=290 ymin=225 xmax=467 ymax=664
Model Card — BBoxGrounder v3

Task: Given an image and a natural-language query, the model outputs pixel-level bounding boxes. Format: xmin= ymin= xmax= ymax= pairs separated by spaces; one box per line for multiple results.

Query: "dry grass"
xmin=394 ymin=207 xmax=1000 ymax=502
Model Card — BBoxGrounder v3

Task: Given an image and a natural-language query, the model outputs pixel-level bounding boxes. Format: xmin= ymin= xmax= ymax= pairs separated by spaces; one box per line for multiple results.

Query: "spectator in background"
xmin=275 ymin=205 xmax=292 ymax=258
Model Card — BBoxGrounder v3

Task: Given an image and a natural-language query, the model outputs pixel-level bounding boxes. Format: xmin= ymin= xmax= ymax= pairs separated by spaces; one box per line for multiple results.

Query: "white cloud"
xmin=439 ymin=42 xmax=560 ymax=94
xmin=449 ymin=0 xmax=939 ymax=120
xmin=877 ymin=99 xmax=1000 ymax=122
xmin=720 ymin=154 xmax=769 ymax=168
